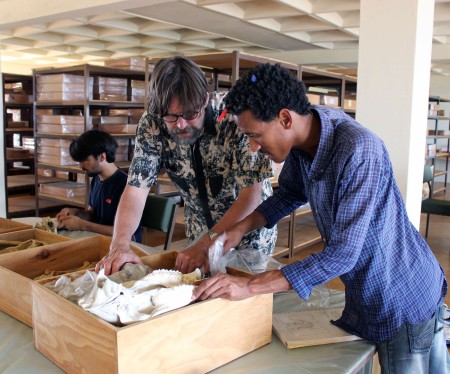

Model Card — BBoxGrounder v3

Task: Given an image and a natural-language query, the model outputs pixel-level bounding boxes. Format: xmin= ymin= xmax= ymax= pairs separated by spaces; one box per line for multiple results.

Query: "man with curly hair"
xmin=194 ymin=63 xmax=449 ymax=373
xmin=96 ymin=56 xmax=277 ymax=275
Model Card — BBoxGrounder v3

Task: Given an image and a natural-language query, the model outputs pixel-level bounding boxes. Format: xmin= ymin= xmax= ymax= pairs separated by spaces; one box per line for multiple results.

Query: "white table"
xmin=0 ymin=288 xmax=375 ymax=374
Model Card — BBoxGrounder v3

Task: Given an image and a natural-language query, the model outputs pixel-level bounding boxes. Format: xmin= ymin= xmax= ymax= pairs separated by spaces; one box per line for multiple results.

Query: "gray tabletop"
xmin=0 ymin=287 xmax=375 ymax=374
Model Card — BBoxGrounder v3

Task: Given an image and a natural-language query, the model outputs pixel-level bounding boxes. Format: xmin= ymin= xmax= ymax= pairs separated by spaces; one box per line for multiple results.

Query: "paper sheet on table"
xmin=272 ymin=306 xmax=362 ymax=349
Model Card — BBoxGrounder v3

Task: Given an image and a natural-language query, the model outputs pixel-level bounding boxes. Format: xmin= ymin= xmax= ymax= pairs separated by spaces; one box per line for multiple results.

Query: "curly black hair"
xmin=69 ymin=129 xmax=118 ymax=163
xmin=224 ymin=63 xmax=310 ymax=121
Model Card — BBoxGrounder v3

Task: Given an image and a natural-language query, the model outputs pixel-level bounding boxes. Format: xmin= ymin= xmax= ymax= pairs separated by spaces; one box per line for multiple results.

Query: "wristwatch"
xmin=208 ymin=230 xmax=218 ymax=241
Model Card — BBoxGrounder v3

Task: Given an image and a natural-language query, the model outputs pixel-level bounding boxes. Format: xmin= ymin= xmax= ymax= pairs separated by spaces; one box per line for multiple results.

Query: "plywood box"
xmin=37 ymin=123 xmax=86 ymax=134
xmin=104 ymin=57 xmax=145 ymax=71
xmin=0 ymin=218 xmax=32 ymax=234
xmin=0 ymin=228 xmax=70 ymax=245
xmin=32 ymin=251 xmax=273 ymax=373
xmin=37 ymin=154 xmax=78 ymax=166
xmin=321 ymin=95 xmax=339 ymax=107
xmin=0 ymin=235 xmax=147 ymax=327
xmin=306 ymin=93 xmax=321 ymax=105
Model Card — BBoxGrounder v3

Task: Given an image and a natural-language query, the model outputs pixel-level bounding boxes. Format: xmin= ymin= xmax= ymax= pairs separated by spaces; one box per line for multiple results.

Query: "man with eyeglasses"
xmin=97 ymin=55 xmax=277 ymax=275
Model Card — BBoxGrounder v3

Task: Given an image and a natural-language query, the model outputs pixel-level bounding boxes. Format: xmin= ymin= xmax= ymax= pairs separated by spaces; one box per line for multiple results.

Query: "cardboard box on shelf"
xmin=39 ymin=181 xmax=85 ymax=197
xmin=98 ymin=124 xmax=137 ymax=134
xmin=37 ymin=168 xmax=55 ymax=177
xmin=37 ymin=153 xmax=78 ymax=166
xmin=0 ymin=235 xmax=147 ymax=327
xmin=5 ymin=81 xmax=32 ymax=94
xmin=37 ymin=146 xmax=71 ymax=157
xmin=37 ymin=115 xmax=94 ymax=125
xmin=7 ymin=120 xmax=29 ymax=128
xmin=4 ymin=93 xmax=32 ymax=103
xmin=96 ymin=116 xmax=129 ymax=125
xmin=321 ymin=95 xmax=339 ymax=107
xmin=37 ymin=123 xmax=87 ymax=134
xmin=37 ymin=138 xmax=72 ymax=148
xmin=6 ymin=147 xmax=31 ymax=159
xmin=306 ymin=93 xmax=321 ymax=105
xmin=32 ymin=251 xmax=273 ymax=373
xmin=104 ymin=57 xmax=146 ymax=71
xmin=428 ymin=144 xmax=437 ymax=157
xmin=344 ymin=99 xmax=357 ymax=110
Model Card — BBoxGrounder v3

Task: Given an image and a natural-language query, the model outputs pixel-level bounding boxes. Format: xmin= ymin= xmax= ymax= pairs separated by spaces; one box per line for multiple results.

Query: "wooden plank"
xmin=33 ymin=282 xmax=118 ymax=373
xmin=0 ymin=235 xmax=147 ymax=326
xmin=0 ymin=228 xmax=70 ymax=244
xmin=0 ymin=217 xmax=32 ymax=234
xmin=117 ymin=295 xmax=272 ymax=373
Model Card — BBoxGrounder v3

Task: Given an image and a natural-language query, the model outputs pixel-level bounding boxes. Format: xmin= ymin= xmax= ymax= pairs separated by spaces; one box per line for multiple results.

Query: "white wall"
xmin=356 ymin=0 xmax=434 ymax=228
xmin=430 ymin=74 xmax=450 ymax=99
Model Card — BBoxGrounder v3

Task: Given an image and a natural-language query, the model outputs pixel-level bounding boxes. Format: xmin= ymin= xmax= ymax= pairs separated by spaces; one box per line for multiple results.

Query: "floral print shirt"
xmin=128 ymin=95 xmax=277 ymax=254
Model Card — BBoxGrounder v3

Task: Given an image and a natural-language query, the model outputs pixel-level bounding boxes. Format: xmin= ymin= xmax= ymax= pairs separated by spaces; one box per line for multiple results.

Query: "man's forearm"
xmin=234 ymin=209 xmax=268 ymax=237
xmin=111 ymin=185 xmax=148 ymax=248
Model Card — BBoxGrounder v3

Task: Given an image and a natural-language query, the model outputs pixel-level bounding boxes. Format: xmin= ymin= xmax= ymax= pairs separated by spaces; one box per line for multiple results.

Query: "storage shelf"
xmin=4 ymin=102 xmax=33 ymax=108
xmin=3 ymin=72 xmax=35 ymax=217
xmin=33 ymin=64 xmax=144 ymax=213
xmin=428 ymin=116 xmax=450 ymax=120
xmin=7 ymin=174 xmax=66 ymax=189
xmin=426 ymin=97 xmax=449 ymax=194
xmin=35 ymin=100 xmax=145 ymax=108
xmin=38 ymin=193 xmax=85 ymax=208
xmin=5 ymin=127 xmax=33 ymax=133
xmin=8 ymin=195 xmax=64 ymax=217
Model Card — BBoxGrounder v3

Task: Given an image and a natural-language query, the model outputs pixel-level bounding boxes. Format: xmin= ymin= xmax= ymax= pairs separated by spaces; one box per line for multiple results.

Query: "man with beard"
xmin=96 ymin=55 xmax=276 ymax=275
xmin=56 ymin=129 xmax=142 ymax=242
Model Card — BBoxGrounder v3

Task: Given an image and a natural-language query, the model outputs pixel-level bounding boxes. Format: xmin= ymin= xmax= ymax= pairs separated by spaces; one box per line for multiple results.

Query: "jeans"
xmin=376 ymin=304 xmax=450 ymax=373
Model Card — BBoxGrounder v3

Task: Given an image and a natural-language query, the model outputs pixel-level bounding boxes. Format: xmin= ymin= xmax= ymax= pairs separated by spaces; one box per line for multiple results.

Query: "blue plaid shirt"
xmin=257 ymin=106 xmax=447 ymax=342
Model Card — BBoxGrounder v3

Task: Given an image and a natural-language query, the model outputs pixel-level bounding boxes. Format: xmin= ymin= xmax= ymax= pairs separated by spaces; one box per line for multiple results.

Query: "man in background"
xmin=56 ymin=129 xmax=141 ymax=242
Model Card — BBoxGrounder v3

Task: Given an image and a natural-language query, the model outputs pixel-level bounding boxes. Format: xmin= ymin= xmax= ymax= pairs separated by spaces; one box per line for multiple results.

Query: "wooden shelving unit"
xmin=33 ymin=64 xmax=146 ymax=214
xmin=426 ymin=96 xmax=450 ymax=195
xmin=1 ymin=73 xmax=55 ymax=217
xmin=299 ymin=66 xmax=357 ymax=115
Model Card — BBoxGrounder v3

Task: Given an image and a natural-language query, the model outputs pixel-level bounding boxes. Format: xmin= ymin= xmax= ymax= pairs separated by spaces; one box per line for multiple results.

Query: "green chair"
xmin=140 ymin=195 xmax=179 ymax=250
xmin=421 ymin=164 xmax=450 ymax=238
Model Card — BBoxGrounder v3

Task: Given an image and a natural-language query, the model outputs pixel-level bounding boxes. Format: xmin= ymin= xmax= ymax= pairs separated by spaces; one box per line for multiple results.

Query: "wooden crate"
xmin=0 ymin=228 xmax=70 ymax=245
xmin=32 ymin=251 xmax=273 ymax=374
xmin=0 ymin=235 xmax=147 ymax=327
xmin=0 ymin=218 xmax=32 ymax=234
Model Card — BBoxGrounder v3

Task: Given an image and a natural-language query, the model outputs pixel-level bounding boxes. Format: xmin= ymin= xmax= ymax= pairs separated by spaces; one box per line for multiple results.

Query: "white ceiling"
xmin=0 ymin=0 xmax=450 ymax=76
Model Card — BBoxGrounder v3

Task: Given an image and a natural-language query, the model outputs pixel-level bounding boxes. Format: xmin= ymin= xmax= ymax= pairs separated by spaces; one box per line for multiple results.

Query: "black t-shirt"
xmin=89 ymin=169 xmax=142 ymax=243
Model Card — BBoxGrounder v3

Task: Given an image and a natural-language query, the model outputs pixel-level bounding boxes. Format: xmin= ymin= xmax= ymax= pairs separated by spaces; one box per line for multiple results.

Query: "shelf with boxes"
xmin=1 ymin=73 xmax=62 ymax=218
xmin=33 ymin=64 xmax=145 ymax=213
xmin=299 ymin=66 xmax=357 ymax=115
xmin=426 ymin=96 xmax=450 ymax=195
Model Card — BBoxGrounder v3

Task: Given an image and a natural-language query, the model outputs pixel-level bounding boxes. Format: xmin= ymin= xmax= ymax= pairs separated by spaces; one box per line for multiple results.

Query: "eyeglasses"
xmin=161 ymin=110 xmax=200 ymax=124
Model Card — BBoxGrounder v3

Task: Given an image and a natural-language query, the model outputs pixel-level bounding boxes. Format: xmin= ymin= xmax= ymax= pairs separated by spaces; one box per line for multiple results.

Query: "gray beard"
xmin=169 ymin=126 xmax=203 ymax=145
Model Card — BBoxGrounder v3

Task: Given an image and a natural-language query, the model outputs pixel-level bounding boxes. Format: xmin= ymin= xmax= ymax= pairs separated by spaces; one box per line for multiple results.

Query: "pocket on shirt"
xmin=407 ymin=316 xmax=435 ymax=353
xmin=208 ymin=175 xmax=223 ymax=198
